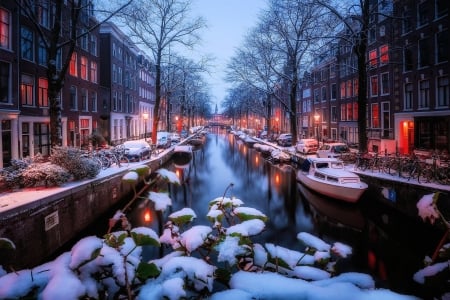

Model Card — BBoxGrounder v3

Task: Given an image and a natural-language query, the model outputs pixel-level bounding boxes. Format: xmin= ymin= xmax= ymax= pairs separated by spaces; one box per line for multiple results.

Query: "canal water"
xmin=124 ymin=128 xmax=443 ymax=298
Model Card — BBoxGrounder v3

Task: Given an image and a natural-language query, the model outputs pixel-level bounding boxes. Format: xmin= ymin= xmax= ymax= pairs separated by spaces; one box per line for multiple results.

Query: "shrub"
xmin=49 ymin=146 xmax=100 ymax=180
xmin=0 ymin=158 xmax=32 ymax=190
xmin=21 ymin=162 xmax=71 ymax=188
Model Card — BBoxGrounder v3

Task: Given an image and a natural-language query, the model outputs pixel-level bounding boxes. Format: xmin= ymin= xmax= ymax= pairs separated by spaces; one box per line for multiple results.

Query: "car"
xmin=156 ymin=131 xmax=172 ymax=148
xmin=316 ymin=142 xmax=350 ymax=158
xmin=122 ymin=140 xmax=151 ymax=161
xmin=276 ymin=133 xmax=292 ymax=147
xmin=170 ymin=132 xmax=181 ymax=143
xmin=296 ymin=138 xmax=319 ymax=154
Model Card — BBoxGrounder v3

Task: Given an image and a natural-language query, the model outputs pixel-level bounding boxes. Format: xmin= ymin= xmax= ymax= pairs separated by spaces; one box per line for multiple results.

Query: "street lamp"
xmin=142 ymin=112 xmax=149 ymax=142
xmin=314 ymin=113 xmax=320 ymax=144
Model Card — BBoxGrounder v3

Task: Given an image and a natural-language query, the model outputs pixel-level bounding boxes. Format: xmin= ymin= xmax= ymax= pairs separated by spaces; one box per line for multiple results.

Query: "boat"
xmin=296 ymin=157 xmax=368 ymax=203
xmin=171 ymin=145 xmax=193 ymax=168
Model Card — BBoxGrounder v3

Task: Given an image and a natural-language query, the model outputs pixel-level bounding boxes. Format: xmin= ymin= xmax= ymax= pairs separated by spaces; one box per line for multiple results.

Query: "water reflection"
xmin=130 ymin=129 xmax=442 ymax=298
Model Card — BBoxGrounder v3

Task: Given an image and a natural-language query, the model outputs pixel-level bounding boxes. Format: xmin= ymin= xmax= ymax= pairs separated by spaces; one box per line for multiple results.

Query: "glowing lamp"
xmin=144 ymin=208 xmax=152 ymax=223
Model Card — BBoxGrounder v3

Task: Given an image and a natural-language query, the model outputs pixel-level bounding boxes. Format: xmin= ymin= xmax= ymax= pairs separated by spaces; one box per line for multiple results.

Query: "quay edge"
xmin=0 ymin=148 xmax=174 ymax=269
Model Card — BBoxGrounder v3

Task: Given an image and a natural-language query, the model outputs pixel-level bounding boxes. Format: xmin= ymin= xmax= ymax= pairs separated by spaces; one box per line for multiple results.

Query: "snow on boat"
xmin=171 ymin=145 xmax=193 ymax=168
xmin=296 ymin=157 xmax=368 ymax=203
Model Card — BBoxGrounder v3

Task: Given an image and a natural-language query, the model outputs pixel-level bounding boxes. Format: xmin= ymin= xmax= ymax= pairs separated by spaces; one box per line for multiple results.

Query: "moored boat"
xmin=171 ymin=145 xmax=193 ymax=168
xmin=296 ymin=157 xmax=368 ymax=203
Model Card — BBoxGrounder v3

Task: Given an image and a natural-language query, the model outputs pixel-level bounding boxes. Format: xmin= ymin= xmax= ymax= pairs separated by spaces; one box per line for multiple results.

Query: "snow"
xmin=148 ymin=191 xmax=172 ymax=211
xmin=0 ymin=144 xmax=441 ymax=299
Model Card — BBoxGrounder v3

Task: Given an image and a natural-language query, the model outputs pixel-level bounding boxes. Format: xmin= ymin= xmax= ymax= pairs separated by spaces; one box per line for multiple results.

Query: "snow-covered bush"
xmin=0 ymin=157 xmax=34 ymax=191
xmin=0 ymin=169 xmax=418 ymax=299
xmin=414 ymin=192 xmax=450 ymax=299
xmin=21 ymin=162 xmax=71 ymax=188
xmin=50 ymin=146 xmax=100 ymax=179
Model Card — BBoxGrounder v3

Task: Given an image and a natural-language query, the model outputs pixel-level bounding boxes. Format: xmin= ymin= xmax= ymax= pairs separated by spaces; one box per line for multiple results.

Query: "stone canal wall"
xmin=0 ymin=151 xmax=173 ymax=269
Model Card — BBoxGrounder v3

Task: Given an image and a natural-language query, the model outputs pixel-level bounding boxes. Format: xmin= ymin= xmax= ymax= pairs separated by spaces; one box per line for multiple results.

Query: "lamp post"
xmin=314 ymin=113 xmax=320 ymax=145
xmin=143 ymin=112 xmax=149 ymax=142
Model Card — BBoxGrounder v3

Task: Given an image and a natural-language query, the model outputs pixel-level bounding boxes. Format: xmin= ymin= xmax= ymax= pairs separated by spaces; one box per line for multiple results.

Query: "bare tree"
xmin=317 ymin=0 xmax=372 ymax=153
xmin=16 ymin=0 xmax=132 ymax=147
xmin=118 ymin=0 xmax=206 ymax=144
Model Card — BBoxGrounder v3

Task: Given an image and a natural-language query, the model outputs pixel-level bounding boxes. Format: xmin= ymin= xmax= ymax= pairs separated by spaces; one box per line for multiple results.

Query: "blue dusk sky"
xmin=188 ymin=0 xmax=267 ymax=110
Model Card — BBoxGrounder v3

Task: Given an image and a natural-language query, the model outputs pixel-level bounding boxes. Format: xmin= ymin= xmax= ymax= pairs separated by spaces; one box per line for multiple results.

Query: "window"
xmin=353 ymin=101 xmax=358 ymax=119
xmin=21 ymin=26 xmax=33 ymax=61
xmin=314 ymin=89 xmax=319 ymax=103
xmin=369 ymin=49 xmax=377 ymax=67
xmin=118 ymin=92 xmax=123 ymax=111
xmin=90 ymin=61 xmax=97 ymax=83
xmin=90 ymin=34 xmax=97 ymax=56
xmin=382 ymin=102 xmax=391 ymax=138
xmin=340 ymin=82 xmax=345 ymax=98
xmin=346 ymin=103 xmax=353 ymax=121
xmin=38 ymin=1 xmax=50 ymax=28
xmin=436 ymin=30 xmax=449 ymax=63
xmin=371 ymin=103 xmax=380 ymax=128
xmin=404 ymin=46 xmax=414 ymax=71
xmin=437 ymin=76 xmax=449 ymax=107
xmin=380 ymin=45 xmax=389 ymax=65
xmin=38 ymin=78 xmax=48 ymax=107
xmin=353 ymin=79 xmax=358 ymax=96
xmin=417 ymin=2 xmax=430 ymax=27
xmin=80 ymin=56 xmax=88 ymax=80
xmin=0 ymin=61 xmax=9 ymax=103
xmin=370 ymin=75 xmax=378 ymax=96
xmin=70 ymin=86 xmax=77 ymax=110
xmin=69 ymin=52 xmax=78 ymax=76
xmin=80 ymin=29 xmax=88 ymax=50
xmin=346 ymin=80 xmax=352 ymax=98
xmin=21 ymin=74 xmax=34 ymax=106
xmin=418 ymin=80 xmax=430 ymax=109
xmin=91 ymin=92 xmax=97 ymax=112
xmin=81 ymin=89 xmax=88 ymax=111
xmin=402 ymin=8 xmax=412 ymax=34
xmin=0 ymin=8 xmax=10 ymax=49
xmin=113 ymin=91 xmax=117 ymax=111
xmin=340 ymin=104 xmax=346 ymax=121
xmin=381 ymin=72 xmax=389 ymax=95
xmin=38 ymin=38 xmax=47 ymax=65
xmin=321 ymin=86 xmax=327 ymax=102
xmin=331 ymin=106 xmax=337 ymax=122
xmin=419 ymin=38 xmax=431 ymax=68
xmin=331 ymin=83 xmax=337 ymax=100
xmin=112 ymin=64 xmax=117 ymax=83
xmin=404 ymin=83 xmax=413 ymax=110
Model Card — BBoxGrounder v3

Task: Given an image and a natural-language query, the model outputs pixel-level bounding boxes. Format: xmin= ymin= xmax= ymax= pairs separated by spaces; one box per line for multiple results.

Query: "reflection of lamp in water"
xmin=314 ymin=113 xmax=320 ymax=144
xmin=275 ymin=174 xmax=280 ymax=185
xmin=143 ymin=112 xmax=149 ymax=142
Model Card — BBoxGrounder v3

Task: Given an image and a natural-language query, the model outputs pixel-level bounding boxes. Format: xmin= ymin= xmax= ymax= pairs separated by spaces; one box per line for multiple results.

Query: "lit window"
xmin=80 ymin=56 xmax=88 ymax=80
xmin=90 ymin=61 xmax=97 ymax=83
xmin=0 ymin=8 xmax=10 ymax=49
xmin=370 ymin=75 xmax=378 ymax=96
xmin=21 ymin=74 xmax=34 ymax=106
xmin=369 ymin=49 xmax=377 ymax=67
xmin=371 ymin=103 xmax=379 ymax=128
xmin=380 ymin=45 xmax=389 ymax=65
xmin=38 ymin=78 xmax=48 ymax=107
xmin=69 ymin=52 xmax=77 ymax=76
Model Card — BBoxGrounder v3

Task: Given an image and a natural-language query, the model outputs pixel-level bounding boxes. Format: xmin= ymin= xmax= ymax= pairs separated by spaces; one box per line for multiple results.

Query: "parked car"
xmin=276 ymin=133 xmax=292 ymax=147
xmin=316 ymin=142 xmax=350 ymax=158
xmin=122 ymin=140 xmax=151 ymax=161
xmin=295 ymin=138 xmax=319 ymax=154
xmin=170 ymin=132 xmax=181 ymax=143
xmin=156 ymin=131 xmax=172 ymax=148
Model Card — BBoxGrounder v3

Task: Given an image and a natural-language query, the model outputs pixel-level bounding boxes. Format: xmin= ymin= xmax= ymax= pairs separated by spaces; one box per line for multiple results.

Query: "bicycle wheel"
xmin=120 ymin=155 xmax=130 ymax=167
xmin=388 ymin=160 xmax=400 ymax=176
xmin=418 ymin=166 xmax=432 ymax=183
xmin=99 ymin=156 xmax=111 ymax=169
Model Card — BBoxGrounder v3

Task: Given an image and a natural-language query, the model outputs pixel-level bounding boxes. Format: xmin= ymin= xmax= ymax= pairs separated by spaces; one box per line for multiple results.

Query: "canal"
xmin=123 ymin=127 xmax=443 ymax=298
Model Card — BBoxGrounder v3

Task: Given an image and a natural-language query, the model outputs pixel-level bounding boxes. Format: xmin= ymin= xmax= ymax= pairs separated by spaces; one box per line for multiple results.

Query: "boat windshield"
xmin=330 ymin=162 xmax=344 ymax=169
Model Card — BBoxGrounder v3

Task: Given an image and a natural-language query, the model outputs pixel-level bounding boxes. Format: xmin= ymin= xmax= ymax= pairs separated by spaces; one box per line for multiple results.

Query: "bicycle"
xmin=354 ymin=152 xmax=371 ymax=171
xmin=108 ymin=146 xmax=130 ymax=168
xmin=419 ymin=155 xmax=450 ymax=185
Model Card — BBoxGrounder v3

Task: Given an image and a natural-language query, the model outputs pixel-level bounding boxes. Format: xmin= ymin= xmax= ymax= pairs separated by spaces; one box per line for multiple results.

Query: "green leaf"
xmin=234 ymin=212 xmax=268 ymax=222
xmin=103 ymin=233 xmax=127 ymax=248
xmin=267 ymin=254 xmax=292 ymax=270
xmin=214 ymin=267 xmax=232 ymax=284
xmin=136 ymin=262 xmax=161 ymax=280
xmin=170 ymin=214 xmax=195 ymax=226
xmin=132 ymin=165 xmax=151 ymax=177
xmin=0 ymin=238 xmax=16 ymax=250
xmin=131 ymin=232 xmax=160 ymax=247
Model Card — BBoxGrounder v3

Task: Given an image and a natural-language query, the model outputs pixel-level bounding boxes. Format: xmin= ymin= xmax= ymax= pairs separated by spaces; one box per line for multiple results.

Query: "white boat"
xmin=171 ymin=145 xmax=193 ymax=168
xmin=296 ymin=157 xmax=368 ymax=203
